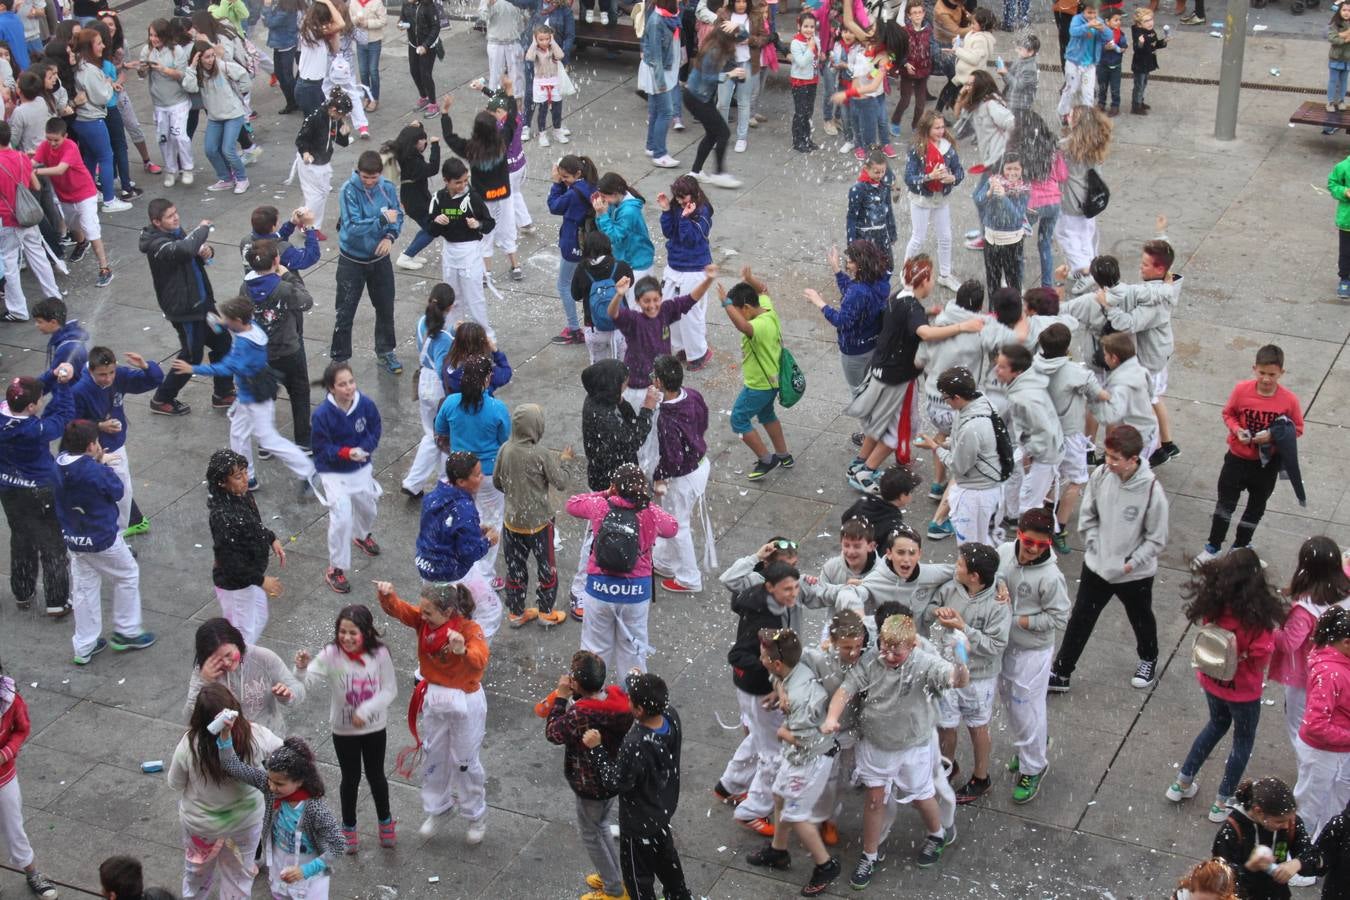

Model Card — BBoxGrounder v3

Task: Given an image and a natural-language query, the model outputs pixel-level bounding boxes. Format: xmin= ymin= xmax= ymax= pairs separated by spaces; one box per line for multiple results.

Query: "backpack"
xmin=594 ymin=500 xmax=640 ymax=573
xmin=632 ymin=0 xmax=646 ymax=37
xmin=1090 ymin=318 xmax=1120 ymax=370
xmin=243 ymin=365 xmax=281 ymax=402
xmin=572 ymin=184 xmax=598 ymax=249
xmin=587 ymin=262 xmax=621 ymax=333
xmin=1080 ymin=167 xmax=1110 ymax=219
xmin=777 ymin=346 xmax=806 ymax=408
xmin=977 ymin=411 xmax=1016 ymax=482
xmin=1191 ymin=621 xmax=1240 ymax=681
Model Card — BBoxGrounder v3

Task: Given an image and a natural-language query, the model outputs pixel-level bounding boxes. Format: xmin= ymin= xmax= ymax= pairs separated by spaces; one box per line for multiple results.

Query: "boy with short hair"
xmin=241 ymin=238 xmax=316 ymax=453
xmin=995 ymin=342 xmax=1064 ymax=522
xmin=840 ymin=465 xmax=918 ymax=550
xmin=721 ymin=268 xmax=793 ymax=480
xmin=238 ymin=204 xmax=321 ymax=273
xmin=33 ymin=298 xmax=87 ymax=390
xmin=1092 ymin=331 xmax=1158 ymax=457
xmin=995 ymin=508 xmax=1069 ymax=803
xmin=1094 ymin=10 xmax=1126 ymax=116
xmin=1194 ymin=345 xmax=1304 ymax=566
xmin=1058 ymin=2 xmax=1106 ymax=119
xmin=823 ymin=614 xmax=969 ymax=879
xmin=922 ymin=541 xmax=1009 ymax=803
xmin=583 ymin=673 xmax=692 ymax=900
xmin=169 ymin=296 xmax=318 ymax=493
xmin=916 ymin=367 xmax=1007 ymax=545
xmin=98 ymin=855 xmax=143 ymax=900
xmin=545 ymin=650 xmax=635 ymax=900
xmin=845 ymin=152 xmax=896 ymax=268
xmin=72 ymin=346 xmax=163 ymax=533
xmin=427 ymin=156 xmax=496 ymax=340
xmin=746 ymin=628 xmax=842 ymax=896
xmin=331 ymin=150 xmax=403 ymax=372
xmin=1050 ymin=424 xmax=1169 ymax=693
xmin=997 ymin=33 xmax=1040 ymax=112
xmin=650 ymin=354 xmax=714 ymax=594
xmin=32 ymin=118 xmax=113 ymax=288
xmin=800 ymin=609 xmax=869 ymax=846
xmin=53 ymin=420 xmax=155 ymax=665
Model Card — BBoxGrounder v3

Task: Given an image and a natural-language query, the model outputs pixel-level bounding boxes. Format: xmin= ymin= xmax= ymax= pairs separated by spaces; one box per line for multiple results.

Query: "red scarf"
xmin=857 ymin=168 xmax=881 ymax=185
xmin=923 ymin=141 xmax=945 ymax=193
xmin=342 ymin=647 xmax=367 ymax=664
xmin=272 ymin=787 xmax=311 ymax=811
xmin=404 ymin=618 xmax=459 ymax=747
xmin=656 ymin=5 xmax=679 ymax=43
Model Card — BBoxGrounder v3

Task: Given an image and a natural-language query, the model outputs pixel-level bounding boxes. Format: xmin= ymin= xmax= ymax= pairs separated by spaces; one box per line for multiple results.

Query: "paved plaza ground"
xmin=1 ymin=2 xmax=1350 ymax=897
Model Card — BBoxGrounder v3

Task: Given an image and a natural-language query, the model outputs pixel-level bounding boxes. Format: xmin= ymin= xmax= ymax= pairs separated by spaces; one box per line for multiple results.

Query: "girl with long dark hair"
xmin=183 ymin=617 xmax=305 ymax=734
xmin=1271 ymin=536 xmax=1350 ymax=747
xmin=439 ymin=83 xmax=521 ymax=281
xmin=96 ymin=11 xmax=160 ymax=177
xmin=137 ymin=18 xmax=194 ymax=185
xmin=72 ymin=28 xmax=130 ymax=208
xmin=682 ymin=24 xmax=744 ymax=188
xmin=389 ymin=121 xmax=440 ymax=270
xmin=803 ymin=239 xmax=891 ymax=391
xmin=182 ymin=38 xmax=251 ymax=192
xmin=547 ymin=154 xmax=600 ymax=343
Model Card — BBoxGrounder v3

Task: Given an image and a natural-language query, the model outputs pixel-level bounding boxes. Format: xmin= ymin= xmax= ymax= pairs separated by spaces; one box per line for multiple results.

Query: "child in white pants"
xmin=376 ymin=580 xmax=491 ymax=843
xmin=0 ymin=672 xmax=60 ymax=900
xmin=657 ymin=177 xmax=715 ymax=368
xmin=206 ymin=448 xmax=286 ymax=647
xmin=649 ymin=356 xmax=715 ymax=593
xmin=53 ymin=420 xmax=155 ymax=665
xmin=428 ymin=158 xmax=497 ymax=341
xmin=311 ymin=362 xmax=383 ymax=595
xmin=403 ymin=287 xmax=455 ymax=496
xmin=290 ymin=89 xmax=354 ymax=231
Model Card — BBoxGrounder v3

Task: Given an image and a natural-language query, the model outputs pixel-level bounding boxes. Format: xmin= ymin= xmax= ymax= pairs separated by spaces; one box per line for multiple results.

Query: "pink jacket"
xmin=1269 ymin=602 xmax=1321 ymax=689
xmin=1300 ymin=645 xmax=1350 ymax=753
xmin=1196 ymin=611 xmax=1274 ymax=703
xmin=565 ymin=490 xmax=678 ymax=579
xmin=1029 ymin=152 xmax=1068 ymax=210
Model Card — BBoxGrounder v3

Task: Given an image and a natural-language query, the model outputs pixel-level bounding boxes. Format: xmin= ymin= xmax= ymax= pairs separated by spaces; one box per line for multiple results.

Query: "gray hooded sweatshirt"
xmin=835 ymin=559 xmax=955 ymax=622
xmin=936 ymin=394 xmax=1004 ymax=490
xmin=995 ymin=541 xmax=1070 ymax=652
xmin=921 ymin=578 xmax=1010 ymax=682
xmin=1103 ymin=276 xmax=1182 ymax=377
xmin=777 ymin=661 xmax=830 ymax=764
xmin=841 ymin=646 xmax=955 ymax=751
xmin=1006 ymin=366 xmax=1065 ymax=464
xmin=923 ymin=302 xmax=1018 ymax=402
xmin=721 ymin=552 xmax=831 ymax=612
xmin=1080 ymin=459 xmax=1169 ymax=583
xmin=1093 ymin=356 xmax=1157 ymax=451
xmin=182 ymin=58 xmax=251 ymax=121
xmin=140 ymin=44 xmax=194 ymax=108
xmin=1033 ymin=353 xmax=1102 ymax=437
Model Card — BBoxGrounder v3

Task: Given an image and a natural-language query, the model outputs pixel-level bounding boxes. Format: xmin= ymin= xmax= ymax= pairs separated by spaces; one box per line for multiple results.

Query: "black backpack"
xmin=594 ymin=499 xmax=640 ymax=573
xmin=1080 ymin=167 xmax=1110 ymax=219
xmin=977 ymin=411 xmax=1016 ymax=482
xmin=243 ymin=366 xmax=281 ymax=402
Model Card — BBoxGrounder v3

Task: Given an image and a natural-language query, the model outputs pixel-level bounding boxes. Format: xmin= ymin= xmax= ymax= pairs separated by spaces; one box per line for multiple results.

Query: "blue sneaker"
xmin=73 ymin=637 xmax=108 ymax=665
xmin=110 ymin=631 xmax=156 ymax=652
xmin=1339 ymin=279 xmax=1350 ymax=299
xmin=927 ymin=519 xmax=955 ymax=540
xmin=888 ymin=123 xmax=902 ymax=138
xmin=247 ymin=476 xmax=260 ymax=492
xmin=848 ymin=467 xmax=877 ymax=493
xmin=378 ymin=351 xmax=404 ymax=374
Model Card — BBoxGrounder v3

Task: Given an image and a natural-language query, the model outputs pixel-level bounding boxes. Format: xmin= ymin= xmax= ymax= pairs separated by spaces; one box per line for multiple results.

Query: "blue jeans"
xmin=821 ymin=63 xmax=840 ymax=122
xmin=558 ymin=257 xmax=580 ymax=330
xmin=852 ymin=95 xmax=881 ymax=148
xmin=357 ymin=40 xmax=382 ymax=100
xmin=1180 ymin=691 xmax=1261 ymax=800
xmin=405 ymin=227 xmax=435 ymax=258
xmin=1029 ymin=203 xmax=1059 ymax=287
xmin=1330 ymin=63 xmax=1348 ymax=105
xmin=72 ymin=119 xmax=115 ymax=202
xmin=646 ymin=90 xmax=672 ymax=157
xmin=295 ymin=78 xmax=325 ymax=118
xmin=671 ymin=81 xmax=682 ymax=121
xmin=331 ymin=253 xmax=397 ymax=359
xmin=105 ymin=104 xmax=133 ymax=192
xmin=1096 ymin=63 xmax=1122 ymax=110
xmin=717 ymin=74 xmax=754 ymax=142
xmin=204 ymin=116 xmax=246 ymax=182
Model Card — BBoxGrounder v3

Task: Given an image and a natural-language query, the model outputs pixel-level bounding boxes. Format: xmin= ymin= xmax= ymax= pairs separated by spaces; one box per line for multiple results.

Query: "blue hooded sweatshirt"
xmin=71 ymin=363 xmax=165 ymax=453
xmin=312 ymin=391 xmax=382 ymax=474
xmin=434 ymin=392 xmax=511 ymax=476
xmin=414 ymin=481 xmax=491 ymax=582
xmin=0 ymin=384 xmax=73 ymax=490
xmin=38 ymin=320 xmax=90 ymax=392
xmin=338 ymin=171 xmax=403 ymax=260
xmin=192 ymin=325 xmax=271 ymax=404
xmin=597 ymin=196 xmax=655 ymax=271
xmin=659 ymin=204 xmax=713 ymax=273
xmin=242 ymin=223 xmax=321 ymax=273
xmin=821 ymin=273 xmax=891 ymax=357
xmin=441 ymin=350 xmax=513 ymax=397
xmin=1065 ymin=14 xmax=1105 ymax=67
xmin=54 ymin=452 xmax=122 ymax=553
xmin=548 ymin=179 xmax=595 ymax=262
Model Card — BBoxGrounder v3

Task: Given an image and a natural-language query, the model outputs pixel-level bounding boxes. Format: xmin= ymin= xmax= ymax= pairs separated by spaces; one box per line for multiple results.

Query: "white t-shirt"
xmin=730 ymin=11 xmax=751 ymax=64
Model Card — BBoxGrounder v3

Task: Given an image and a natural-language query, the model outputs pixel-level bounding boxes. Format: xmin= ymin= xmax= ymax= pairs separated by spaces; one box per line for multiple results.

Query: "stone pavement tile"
xmin=30 ymin=702 xmax=192 ymax=774
xmin=46 ymin=762 xmax=182 ymax=846
xmin=16 ymin=807 xmax=187 ymax=896
xmin=10 ymin=746 xmax=95 ymax=811
xmin=1305 ymin=344 xmax=1350 ymax=426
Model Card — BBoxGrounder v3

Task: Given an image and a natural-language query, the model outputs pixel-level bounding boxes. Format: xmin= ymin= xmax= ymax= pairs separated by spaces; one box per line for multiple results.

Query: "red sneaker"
xmin=740 ymin=816 xmax=775 ymax=837
xmin=325 ymin=567 xmax=351 ymax=594
xmin=661 ymin=578 xmax=697 ymax=593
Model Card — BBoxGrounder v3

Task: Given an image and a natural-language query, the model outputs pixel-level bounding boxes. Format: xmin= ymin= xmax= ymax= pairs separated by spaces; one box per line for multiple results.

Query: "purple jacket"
xmin=504 ymin=113 xmax=525 ymax=174
xmin=613 ymin=294 xmax=699 ymax=389
xmin=654 ymin=388 xmax=708 ymax=481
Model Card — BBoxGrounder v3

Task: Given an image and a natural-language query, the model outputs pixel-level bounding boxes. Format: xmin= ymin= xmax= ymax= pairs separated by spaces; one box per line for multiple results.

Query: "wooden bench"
xmin=1291 ymin=100 xmax=1350 ymax=130
xmin=574 ymin=19 xmax=642 ymax=52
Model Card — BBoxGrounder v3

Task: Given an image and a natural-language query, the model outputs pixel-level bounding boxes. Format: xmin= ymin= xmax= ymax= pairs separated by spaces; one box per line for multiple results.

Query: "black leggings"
xmin=410 ymin=49 xmax=437 ymax=101
xmin=332 ymin=729 xmax=391 ymax=827
xmin=683 ymin=90 xmax=729 ymax=175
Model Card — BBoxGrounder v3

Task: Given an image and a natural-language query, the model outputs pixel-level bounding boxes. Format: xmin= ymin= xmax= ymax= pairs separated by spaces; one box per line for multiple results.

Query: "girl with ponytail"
xmin=402 ymin=285 xmax=456 ymax=497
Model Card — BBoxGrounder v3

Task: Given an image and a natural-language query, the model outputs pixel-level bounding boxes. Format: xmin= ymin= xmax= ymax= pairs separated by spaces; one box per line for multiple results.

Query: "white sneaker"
xmin=964 ymin=228 xmax=981 ymax=240
xmin=936 ymin=274 xmax=962 ymax=292
xmin=419 ymin=814 xmax=440 ymax=837
xmin=644 ymin=148 xmax=654 ymax=156
xmin=652 ymin=155 xmax=680 ymax=168
xmin=600 ymin=11 xmax=610 ymax=24
xmin=706 ymin=171 xmax=742 ymax=189
xmin=1192 ymin=546 xmax=1221 ymax=567
xmin=180 ymin=171 xmax=195 ymax=185
xmin=242 ymin=146 xmax=263 ymax=164
xmin=538 ymin=131 xmax=550 ymax=147
xmin=1289 ymin=875 xmax=1318 ymax=888
xmin=561 ymin=125 xmax=571 ymax=136
xmin=206 ymin=180 xmax=234 ymax=192
xmin=520 ymin=125 xmax=531 ymax=142
xmin=396 ymin=253 xmax=424 ymax=270
xmin=232 ymin=178 xmax=250 ymax=194
xmin=672 ymin=117 xmax=685 ymax=131
xmin=690 ymin=170 xmax=710 ymax=183
xmin=163 ymin=172 xmax=177 ymax=188
xmin=554 ymin=128 xmax=569 ymax=144
xmin=465 ymin=817 xmax=486 ymax=845
xmin=584 ymin=8 xmax=594 ymax=21
xmin=734 ymin=139 xmax=747 ymax=153
xmin=101 ymin=198 xmax=132 ymax=212
xmin=1165 ymin=779 xmax=1199 ymax=802
xmin=838 ymin=141 xmax=855 ymax=154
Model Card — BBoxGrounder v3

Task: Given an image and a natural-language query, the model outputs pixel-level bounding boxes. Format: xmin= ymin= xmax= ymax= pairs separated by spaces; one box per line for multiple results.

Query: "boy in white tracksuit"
xmin=921 ymin=542 xmax=1009 ymax=804
xmin=995 ymin=509 xmax=1069 ymax=804
xmin=53 ymin=420 xmax=155 ymax=664
xmin=917 ymin=367 xmax=1007 ymax=546
xmin=996 ymin=343 xmax=1064 ymax=522
xmin=1092 ymin=332 xmax=1159 ymax=458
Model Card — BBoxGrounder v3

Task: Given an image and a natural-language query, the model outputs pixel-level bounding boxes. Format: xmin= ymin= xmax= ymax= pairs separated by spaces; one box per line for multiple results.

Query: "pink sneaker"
xmin=853 ymin=146 xmax=866 ymax=161
xmin=206 ymin=179 xmax=234 ymax=191
xmin=882 ymin=143 xmax=897 ymax=158
xmin=342 ymin=828 xmax=358 ymax=854
xmin=378 ymin=820 xmax=396 ymax=848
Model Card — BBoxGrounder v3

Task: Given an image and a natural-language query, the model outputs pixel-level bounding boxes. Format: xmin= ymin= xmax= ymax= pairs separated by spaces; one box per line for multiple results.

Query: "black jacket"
xmin=441 ymin=102 xmax=516 ymax=202
xmin=841 ymin=496 xmax=906 ymax=550
xmin=425 ymin=186 xmax=495 ymax=243
xmin=295 ymin=108 xmax=352 ymax=166
xmin=240 ymin=270 xmax=313 ymax=360
xmin=208 ymin=487 xmax=277 ymax=590
xmin=1315 ymin=808 xmax=1350 ymax=899
xmin=407 ymin=0 xmax=441 ymax=52
xmin=588 ymin=706 xmax=683 ymax=839
xmin=571 ymin=257 xmax=635 ymax=329
xmin=728 ymin=585 xmax=792 ymax=696
xmin=397 ymin=140 xmax=440 ymax=224
xmin=580 ymin=359 xmax=652 ymax=491
xmin=1212 ymin=806 xmax=1320 ymax=900
xmin=869 ymin=291 xmax=927 ymax=385
xmin=139 ymin=223 xmax=216 ymax=323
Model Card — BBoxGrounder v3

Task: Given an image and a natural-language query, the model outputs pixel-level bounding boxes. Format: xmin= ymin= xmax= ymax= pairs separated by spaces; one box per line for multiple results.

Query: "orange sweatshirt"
xmin=380 ymin=591 xmax=488 ymax=693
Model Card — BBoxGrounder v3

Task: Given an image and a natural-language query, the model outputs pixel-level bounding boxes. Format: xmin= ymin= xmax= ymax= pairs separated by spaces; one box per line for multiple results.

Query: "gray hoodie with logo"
xmin=1006 ymin=366 xmax=1065 ymax=464
xmin=995 ymin=541 xmax=1070 ymax=652
xmin=921 ymin=578 xmax=1010 ymax=682
xmin=1080 ymin=460 xmax=1169 ymax=583
xmin=840 ymin=647 xmax=955 ymax=751
xmin=1093 ymin=356 xmax=1157 ymax=450
xmin=1033 ymin=353 xmax=1102 ymax=437
xmin=936 ymin=394 xmax=1004 ymax=490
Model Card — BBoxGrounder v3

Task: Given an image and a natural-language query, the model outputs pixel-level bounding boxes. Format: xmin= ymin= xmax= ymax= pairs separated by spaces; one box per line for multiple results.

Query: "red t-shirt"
xmin=0 ymin=149 xmax=33 ymax=229
xmin=1221 ymin=379 xmax=1304 ymax=460
xmin=33 ymin=138 xmax=96 ymax=204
